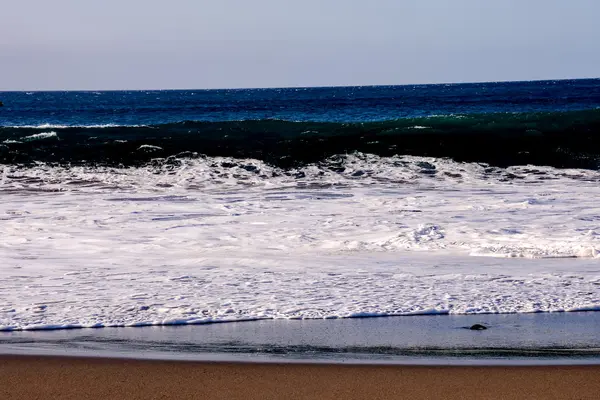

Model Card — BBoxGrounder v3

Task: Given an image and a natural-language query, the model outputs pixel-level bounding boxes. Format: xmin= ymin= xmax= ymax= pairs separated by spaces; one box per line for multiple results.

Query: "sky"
xmin=1 ymin=0 xmax=599 ymax=90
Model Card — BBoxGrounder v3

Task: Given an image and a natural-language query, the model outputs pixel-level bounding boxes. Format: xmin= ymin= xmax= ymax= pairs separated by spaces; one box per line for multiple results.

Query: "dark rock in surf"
xmin=241 ymin=164 xmax=258 ymax=172
xmin=469 ymin=324 xmax=488 ymax=330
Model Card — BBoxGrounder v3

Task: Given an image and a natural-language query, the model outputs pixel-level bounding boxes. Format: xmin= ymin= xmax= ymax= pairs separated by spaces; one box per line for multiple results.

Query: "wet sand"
xmin=4 ymin=312 xmax=600 ymax=363
xmin=1 ymin=355 xmax=599 ymax=400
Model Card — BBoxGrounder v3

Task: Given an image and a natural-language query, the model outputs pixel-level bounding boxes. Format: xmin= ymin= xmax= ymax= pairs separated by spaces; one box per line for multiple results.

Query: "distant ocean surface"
xmin=1 ymin=79 xmax=600 ymax=331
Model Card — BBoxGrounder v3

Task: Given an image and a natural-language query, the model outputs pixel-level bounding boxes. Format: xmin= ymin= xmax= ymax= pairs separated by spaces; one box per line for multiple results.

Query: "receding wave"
xmin=2 ymin=109 xmax=600 ymax=169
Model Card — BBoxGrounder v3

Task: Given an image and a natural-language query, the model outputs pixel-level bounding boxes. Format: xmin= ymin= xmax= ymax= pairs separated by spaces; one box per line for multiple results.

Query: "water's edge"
xmin=2 ymin=313 xmax=600 ymax=365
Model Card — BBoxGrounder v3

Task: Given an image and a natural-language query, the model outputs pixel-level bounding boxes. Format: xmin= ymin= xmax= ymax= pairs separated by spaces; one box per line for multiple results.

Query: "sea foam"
xmin=1 ymin=155 xmax=599 ymax=331
xmin=22 ymin=131 xmax=58 ymax=141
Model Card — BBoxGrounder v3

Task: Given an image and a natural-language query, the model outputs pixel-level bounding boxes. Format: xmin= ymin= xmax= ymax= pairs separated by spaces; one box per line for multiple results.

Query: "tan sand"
xmin=1 ymin=355 xmax=599 ymax=399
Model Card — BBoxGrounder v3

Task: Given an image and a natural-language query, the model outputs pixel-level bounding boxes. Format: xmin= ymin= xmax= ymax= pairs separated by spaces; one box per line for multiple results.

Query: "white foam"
xmin=1 ymin=154 xmax=600 ymax=330
xmin=22 ymin=131 xmax=58 ymax=141
xmin=137 ymin=144 xmax=163 ymax=151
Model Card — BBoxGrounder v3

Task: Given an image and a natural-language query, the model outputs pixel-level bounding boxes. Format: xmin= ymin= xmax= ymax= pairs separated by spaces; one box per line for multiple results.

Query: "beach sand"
xmin=1 ymin=355 xmax=599 ymax=399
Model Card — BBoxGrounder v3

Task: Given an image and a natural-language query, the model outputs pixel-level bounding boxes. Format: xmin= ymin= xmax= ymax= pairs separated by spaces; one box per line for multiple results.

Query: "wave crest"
xmin=1 ymin=109 xmax=600 ymax=169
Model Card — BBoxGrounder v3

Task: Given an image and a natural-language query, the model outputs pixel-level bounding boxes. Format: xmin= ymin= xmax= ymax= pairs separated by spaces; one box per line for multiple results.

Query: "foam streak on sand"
xmin=1 ymin=155 xmax=600 ymax=331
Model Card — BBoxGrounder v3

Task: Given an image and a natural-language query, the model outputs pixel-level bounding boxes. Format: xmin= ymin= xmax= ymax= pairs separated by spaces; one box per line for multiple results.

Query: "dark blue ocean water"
xmin=1 ymin=79 xmax=600 ymax=168
xmin=2 ymin=79 xmax=600 ymax=126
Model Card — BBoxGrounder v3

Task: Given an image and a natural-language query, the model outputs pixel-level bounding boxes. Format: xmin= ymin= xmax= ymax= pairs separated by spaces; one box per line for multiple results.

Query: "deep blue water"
xmin=2 ymin=79 xmax=600 ymax=126
xmin=1 ymin=79 xmax=600 ymax=168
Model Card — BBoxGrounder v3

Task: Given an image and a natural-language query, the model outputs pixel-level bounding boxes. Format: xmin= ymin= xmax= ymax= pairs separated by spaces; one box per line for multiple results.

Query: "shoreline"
xmin=2 ymin=355 xmax=600 ymax=399
xmin=2 ymin=308 xmax=600 ymax=333
xmin=2 ymin=350 xmax=600 ymax=367
xmin=2 ymin=312 xmax=600 ymax=365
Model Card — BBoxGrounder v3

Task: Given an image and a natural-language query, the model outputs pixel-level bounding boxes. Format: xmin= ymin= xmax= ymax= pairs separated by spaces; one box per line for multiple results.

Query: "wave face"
xmin=2 ymin=78 xmax=600 ymax=169
xmin=1 ymin=109 xmax=600 ymax=169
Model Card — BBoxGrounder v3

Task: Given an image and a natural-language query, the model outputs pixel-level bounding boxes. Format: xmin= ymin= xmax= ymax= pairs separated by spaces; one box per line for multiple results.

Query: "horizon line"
xmin=1 ymin=76 xmax=599 ymax=93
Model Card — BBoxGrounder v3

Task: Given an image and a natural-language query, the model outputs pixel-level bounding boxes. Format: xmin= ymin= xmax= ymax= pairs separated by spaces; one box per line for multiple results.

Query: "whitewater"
xmin=1 ymin=153 xmax=599 ymax=331
xmin=2 ymin=81 xmax=600 ymax=331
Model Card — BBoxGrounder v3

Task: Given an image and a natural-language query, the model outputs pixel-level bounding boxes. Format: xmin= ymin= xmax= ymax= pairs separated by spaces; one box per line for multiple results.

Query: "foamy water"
xmin=1 ymin=155 xmax=599 ymax=331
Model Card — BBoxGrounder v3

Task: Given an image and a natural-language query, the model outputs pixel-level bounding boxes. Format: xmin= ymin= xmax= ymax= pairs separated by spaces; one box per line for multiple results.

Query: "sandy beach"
xmin=0 ymin=355 xmax=599 ymax=400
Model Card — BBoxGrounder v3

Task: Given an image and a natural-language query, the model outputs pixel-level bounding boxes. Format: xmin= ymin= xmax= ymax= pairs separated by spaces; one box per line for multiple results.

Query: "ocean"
xmin=1 ymin=79 xmax=600 ymax=336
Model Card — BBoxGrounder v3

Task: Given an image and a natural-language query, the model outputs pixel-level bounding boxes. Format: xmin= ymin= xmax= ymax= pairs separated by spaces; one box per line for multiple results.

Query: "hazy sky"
xmin=1 ymin=0 xmax=599 ymax=90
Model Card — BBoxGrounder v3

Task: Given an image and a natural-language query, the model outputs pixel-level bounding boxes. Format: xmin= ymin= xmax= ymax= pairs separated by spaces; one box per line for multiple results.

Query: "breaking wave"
xmin=1 ymin=109 xmax=600 ymax=169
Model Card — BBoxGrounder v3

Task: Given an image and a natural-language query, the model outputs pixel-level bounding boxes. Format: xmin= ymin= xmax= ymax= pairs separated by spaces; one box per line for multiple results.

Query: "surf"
xmin=1 ymin=109 xmax=600 ymax=169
